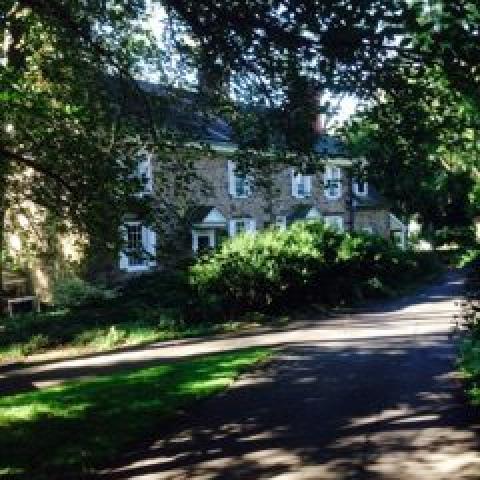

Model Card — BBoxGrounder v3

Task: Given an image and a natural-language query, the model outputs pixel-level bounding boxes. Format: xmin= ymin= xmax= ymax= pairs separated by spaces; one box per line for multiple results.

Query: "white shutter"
xmin=248 ymin=218 xmax=256 ymax=233
xmin=291 ymin=168 xmax=299 ymax=198
xmin=305 ymin=175 xmax=312 ymax=196
xmin=142 ymin=226 xmax=157 ymax=267
xmin=324 ymin=165 xmax=342 ymax=199
xmin=228 ymin=219 xmax=236 ymax=237
xmin=227 ymin=160 xmax=236 ymax=196
xmin=119 ymin=225 xmax=129 ymax=270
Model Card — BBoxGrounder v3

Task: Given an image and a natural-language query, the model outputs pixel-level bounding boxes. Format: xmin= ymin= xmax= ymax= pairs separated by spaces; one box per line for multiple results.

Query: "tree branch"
xmin=0 ymin=147 xmax=74 ymax=191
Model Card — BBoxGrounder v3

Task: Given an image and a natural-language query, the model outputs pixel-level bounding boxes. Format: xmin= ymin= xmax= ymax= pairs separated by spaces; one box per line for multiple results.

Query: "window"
xmin=353 ymin=179 xmax=368 ymax=196
xmin=392 ymin=231 xmax=406 ymax=250
xmin=228 ymin=160 xmax=252 ymax=198
xmin=362 ymin=226 xmax=374 ymax=234
xmin=192 ymin=229 xmax=215 ymax=253
xmin=291 ymin=169 xmax=312 ymax=198
xmin=324 ymin=166 xmax=342 ymax=200
xmin=275 ymin=215 xmax=287 ymax=230
xmin=135 ymin=153 xmax=153 ymax=194
xmin=324 ymin=215 xmax=344 ymax=232
xmin=119 ymin=222 xmax=156 ymax=272
xmin=229 ymin=218 xmax=256 ymax=237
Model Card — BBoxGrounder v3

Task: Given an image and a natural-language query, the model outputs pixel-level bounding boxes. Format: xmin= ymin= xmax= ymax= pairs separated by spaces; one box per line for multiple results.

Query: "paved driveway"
xmin=92 ymin=270 xmax=480 ymax=480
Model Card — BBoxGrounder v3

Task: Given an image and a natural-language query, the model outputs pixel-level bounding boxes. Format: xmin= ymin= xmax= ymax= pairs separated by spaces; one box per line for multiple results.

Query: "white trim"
xmin=305 ymin=207 xmax=322 ymax=219
xmin=192 ymin=229 xmax=215 ymax=253
xmin=203 ymin=207 xmax=226 ymax=225
xmin=275 ymin=215 xmax=287 ymax=230
xmin=291 ymin=168 xmax=312 ymax=198
xmin=227 ymin=160 xmax=252 ymax=198
xmin=135 ymin=152 xmax=154 ymax=195
xmin=229 ymin=218 xmax=256 ymax=237
xmin=324 ymin=215 xmax=344 ymax=232
xmin=324 ymin=165 xmax=342 ymax=200
xmin=120 ymin=221 xmax=156 ymax=272
xmin=353 ymin=180 xmax=368 ymax=197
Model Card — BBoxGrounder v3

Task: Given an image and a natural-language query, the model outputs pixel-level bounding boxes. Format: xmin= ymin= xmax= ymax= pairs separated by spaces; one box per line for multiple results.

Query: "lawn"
xmin=0 ymin=347 xmax=272 ymax=479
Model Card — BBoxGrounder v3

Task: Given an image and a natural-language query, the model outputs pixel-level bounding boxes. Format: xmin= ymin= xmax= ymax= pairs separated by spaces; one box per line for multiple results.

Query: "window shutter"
xmin=291 ymin=168 xmax=299 ymax=198
xmin=227 ymin=160 xmax=236 ymax=196
xmin=228 ymin=219 xmax=236 ymax=237
xmin=248 ymin=218 xmax=256 ymax=233
xmin=142 ymin=226 xmax=157 ymax=266
xmin=119 ymin=225 xmax=129 ymax=270
xmin=305 ymin=175 xmax=312 ymax=196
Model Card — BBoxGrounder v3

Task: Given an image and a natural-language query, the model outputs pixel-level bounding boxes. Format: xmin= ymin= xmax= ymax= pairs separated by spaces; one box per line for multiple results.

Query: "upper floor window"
xmin=228 ymin=217 xmax=256 ymax=237
xmin=324 ymin=165 xmax=342 ymax=200
xmin=135 ymin=153 xmax=153 ymax=194
xmin=228 ymin=160 xmax=252 ymax=198
xmin=119 ymin=222 xmax=156 ymax=272
xmin=353 ymin=179 xmax=368 ymax=196
xmin=291 ymin=169 xmax=312 ymax=198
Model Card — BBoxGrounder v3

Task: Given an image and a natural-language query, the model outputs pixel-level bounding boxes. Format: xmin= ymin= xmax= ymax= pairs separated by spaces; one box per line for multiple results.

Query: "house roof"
xmin=353 ymin=185 xmax=388 ymax=210
xmin=288 ymin=204 xmax=322 ymax=222
xmin=189 ymin=206 xmax=227 ymax=227
xmin=133 ymin=80 xmax=351 ymax=155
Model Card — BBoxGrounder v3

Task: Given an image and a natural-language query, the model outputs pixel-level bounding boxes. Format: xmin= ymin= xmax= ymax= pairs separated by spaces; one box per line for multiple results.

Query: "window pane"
xmin=126 ymin=224 xmax=145 ymax=266
xmin=197 ymin=235 xmax=211 ymax=252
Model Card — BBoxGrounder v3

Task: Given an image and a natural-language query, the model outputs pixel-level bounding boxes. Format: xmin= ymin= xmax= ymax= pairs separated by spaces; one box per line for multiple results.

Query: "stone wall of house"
xmin=354 ymin=209 xmax=391 ymax=238
xmin=190 ymin=156 xmax=350 ymax=229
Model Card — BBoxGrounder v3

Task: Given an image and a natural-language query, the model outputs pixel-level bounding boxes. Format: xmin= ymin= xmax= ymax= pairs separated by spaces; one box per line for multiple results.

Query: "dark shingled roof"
xmin=353 ymin=185 xmax=388 ymax=210
xmin=313 ymin=135 xmax=348 ymax=156
xmin=135 ymin=80 xmax=350 ymax=152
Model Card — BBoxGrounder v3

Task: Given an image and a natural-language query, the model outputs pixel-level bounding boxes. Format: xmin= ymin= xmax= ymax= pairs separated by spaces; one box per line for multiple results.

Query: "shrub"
xmin=52 ymin=276 xmax=116 ymax=309
xmin=189 ymin=221 xmax=441 ymax=319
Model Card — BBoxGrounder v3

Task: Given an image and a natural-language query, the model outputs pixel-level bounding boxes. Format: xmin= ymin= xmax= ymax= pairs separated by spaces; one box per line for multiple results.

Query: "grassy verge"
xmin=458 ymin=337 xmax=480 ymax=404
xmin=0 ymin=312 xmax=257 ymax=363
xmin=0 ymin=347 xmax=272 ymax=479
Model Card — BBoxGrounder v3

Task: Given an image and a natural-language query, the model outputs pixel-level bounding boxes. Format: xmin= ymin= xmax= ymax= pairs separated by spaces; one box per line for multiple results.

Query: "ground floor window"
xmin=392 ymin=230 xmax=406 ymax=249
xmin=324 ymin=215 xmax=344 ymax=232
xmin=275 ymin=215 xmax=287 ymax=230
xmin=229 ymin=218 xmax=256 ymax=237
xmin=120 ymin=222 xmax=156 ymax=272
xmin=192 ymin=229 xmax=216 ymax=253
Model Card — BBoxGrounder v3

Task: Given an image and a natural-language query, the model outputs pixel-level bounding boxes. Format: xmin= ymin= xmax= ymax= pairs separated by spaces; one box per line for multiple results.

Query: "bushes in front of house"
xmin=189 ymin=221 xmax=441 ymax=319
xmin=457 ymin=259 xmax=480 ymax=404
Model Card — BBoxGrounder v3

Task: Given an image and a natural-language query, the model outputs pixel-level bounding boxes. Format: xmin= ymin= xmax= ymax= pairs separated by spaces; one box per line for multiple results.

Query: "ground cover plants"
xmin=1 ymin=221 xmax=443 ymax=362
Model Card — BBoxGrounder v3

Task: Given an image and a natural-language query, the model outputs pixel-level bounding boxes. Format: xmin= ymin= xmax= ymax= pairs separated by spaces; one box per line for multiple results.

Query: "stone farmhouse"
xmin=119 ymin=116 xmax=407 ymax=274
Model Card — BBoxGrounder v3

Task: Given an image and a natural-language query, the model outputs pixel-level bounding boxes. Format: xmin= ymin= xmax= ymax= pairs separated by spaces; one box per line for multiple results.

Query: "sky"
xmin=145 ymin=2 xmax=359 ymax=127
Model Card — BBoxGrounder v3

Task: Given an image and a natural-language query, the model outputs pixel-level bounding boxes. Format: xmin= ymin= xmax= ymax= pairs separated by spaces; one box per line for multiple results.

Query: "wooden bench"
xmin=7 ymin=296 xmax=40 ymax=317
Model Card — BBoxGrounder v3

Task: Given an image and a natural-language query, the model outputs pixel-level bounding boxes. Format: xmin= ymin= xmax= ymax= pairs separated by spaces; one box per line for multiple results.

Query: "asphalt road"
xmin=95 ymin=270 xmax=480 ymax=480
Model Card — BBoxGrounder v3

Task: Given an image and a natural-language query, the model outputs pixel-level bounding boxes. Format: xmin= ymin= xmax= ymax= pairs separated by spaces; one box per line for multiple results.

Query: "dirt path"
xmin=92 ymin=270 xmax=480 ymax=479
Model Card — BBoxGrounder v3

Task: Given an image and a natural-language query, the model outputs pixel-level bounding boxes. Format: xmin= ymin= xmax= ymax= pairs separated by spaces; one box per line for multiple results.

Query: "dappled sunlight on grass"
xmin=0 ymin=348 xmax=271 ymax=479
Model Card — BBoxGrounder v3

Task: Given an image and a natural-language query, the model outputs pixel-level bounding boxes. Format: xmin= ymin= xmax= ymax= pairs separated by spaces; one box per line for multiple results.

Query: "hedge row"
xmin=189 ymin=221 xmax=441 ymax=319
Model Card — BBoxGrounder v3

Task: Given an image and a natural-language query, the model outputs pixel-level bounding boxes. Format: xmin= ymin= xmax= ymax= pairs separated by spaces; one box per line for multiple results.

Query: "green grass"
xmin=458 ymin=336 xmax=480 ymax=405
xmin=0 ymin=308 xmax=255 ymax=363
xmin=0 ymin=347 xmax=272 ymax=479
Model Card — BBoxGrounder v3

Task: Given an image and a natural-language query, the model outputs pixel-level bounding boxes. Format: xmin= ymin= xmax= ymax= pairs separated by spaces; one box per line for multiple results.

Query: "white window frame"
xmin=393 ymin=230 xmax=406 ymax=250
xmin=228 ymin=218 xmax=256 ymax=237
xmin=192 ymin=229 xmax=216 ymax=253
xmin=324 ymin=165 xmax=342 ymax=200
xmin=119 ymin=222 xmax=156 ymax=272
xmin=135 ymin=152 xmax=153 ymax=195
xmin=275 ymin=215 xmax=287 ymax=230
xmin=324 ymin=215 xmax=344 ymax=232
xmin=291 ymin=168 xmax=312 ymax=199
xmin=228 ymin=160 xmax=252 ymax=198
xmin=353 ymin=179 xmax=368 ymax=197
